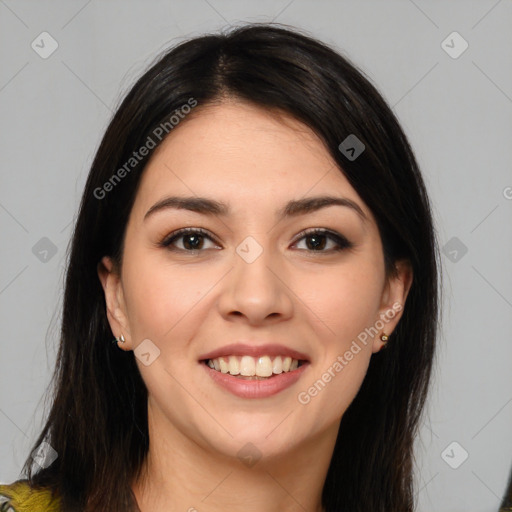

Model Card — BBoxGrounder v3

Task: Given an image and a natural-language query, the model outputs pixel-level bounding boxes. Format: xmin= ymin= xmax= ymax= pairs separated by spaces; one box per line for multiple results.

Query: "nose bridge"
xmin=219 ymin=234 xmax=293 ymax=322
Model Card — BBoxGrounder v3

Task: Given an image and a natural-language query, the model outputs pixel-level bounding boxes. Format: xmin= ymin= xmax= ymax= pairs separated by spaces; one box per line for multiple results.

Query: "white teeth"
xmin=272 ymin=356 xmax=283 ymax=374
xmin=256 ymin=356 xmax=273 ymax=377
xmin=206 ymin=355 xmax=303 ymax=377
xmin=228 ymin=355 xmax=240 ymax=375
xmin=219 ymin=357 xmax=229 ymax=374
xmin=240 ymin=355 xmax=255 ymax=376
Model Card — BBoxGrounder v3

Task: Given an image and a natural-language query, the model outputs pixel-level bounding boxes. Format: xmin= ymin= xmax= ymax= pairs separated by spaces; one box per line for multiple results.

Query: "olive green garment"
xmin=0 ymin=480 xmax=61 ymax=512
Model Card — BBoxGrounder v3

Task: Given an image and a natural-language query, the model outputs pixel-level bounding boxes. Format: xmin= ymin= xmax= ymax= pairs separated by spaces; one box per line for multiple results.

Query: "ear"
xmin=372 ymin=259 xmax=413 ymax=354
xmin=97 ymin=256 xmax=132 ymax=350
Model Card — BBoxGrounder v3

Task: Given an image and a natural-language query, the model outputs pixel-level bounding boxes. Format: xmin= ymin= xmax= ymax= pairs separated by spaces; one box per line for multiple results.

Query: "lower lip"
xmin=201 ymin=361 xmax=309 ymax=399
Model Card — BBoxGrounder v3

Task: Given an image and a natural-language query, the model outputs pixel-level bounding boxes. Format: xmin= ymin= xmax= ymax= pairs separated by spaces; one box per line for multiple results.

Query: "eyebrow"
xmin=144 ymin=195 xmax=367 ymax=223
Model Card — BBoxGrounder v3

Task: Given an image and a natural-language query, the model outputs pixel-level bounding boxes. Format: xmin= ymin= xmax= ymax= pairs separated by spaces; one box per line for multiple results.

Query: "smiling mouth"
xmin=202 ymin=355 xmax=307 ymax=379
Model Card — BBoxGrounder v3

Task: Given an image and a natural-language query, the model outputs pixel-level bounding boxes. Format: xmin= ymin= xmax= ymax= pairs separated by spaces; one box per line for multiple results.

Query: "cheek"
xmin=295 ymin=270 xmax=380 ymax=423
xmin=121 ymin=246 xmax=215 ymax=342
xmin=294 ymin=261 xmax=384 ymax=343
xmin=294 ymin=256 xmax=385 ymax=419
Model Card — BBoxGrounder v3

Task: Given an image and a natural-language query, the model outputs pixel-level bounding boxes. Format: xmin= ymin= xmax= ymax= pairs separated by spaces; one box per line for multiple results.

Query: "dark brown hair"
xmin=21 ymin=22 xmax=440 ymax=511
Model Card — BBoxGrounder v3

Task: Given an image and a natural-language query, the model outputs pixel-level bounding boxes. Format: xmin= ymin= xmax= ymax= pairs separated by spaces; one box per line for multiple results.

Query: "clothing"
xmin=0 ymin=480 xmax=61 ymax=512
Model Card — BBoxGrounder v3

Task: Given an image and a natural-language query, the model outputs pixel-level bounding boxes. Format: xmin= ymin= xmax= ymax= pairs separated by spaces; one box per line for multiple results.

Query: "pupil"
xmin=307 ymin=234 xmax=325 ymax=250
xmin=184 ymin=234 xmax=202 ymax=250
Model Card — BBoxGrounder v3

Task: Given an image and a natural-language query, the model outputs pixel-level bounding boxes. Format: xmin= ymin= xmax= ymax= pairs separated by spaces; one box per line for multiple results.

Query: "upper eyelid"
xmin=162 ymin=227 xmax=218 ymax=243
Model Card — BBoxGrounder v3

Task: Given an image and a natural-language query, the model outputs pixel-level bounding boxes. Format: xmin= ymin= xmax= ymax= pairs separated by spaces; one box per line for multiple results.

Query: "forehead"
xmin=132 ymin=100 xmax=370 ymax=219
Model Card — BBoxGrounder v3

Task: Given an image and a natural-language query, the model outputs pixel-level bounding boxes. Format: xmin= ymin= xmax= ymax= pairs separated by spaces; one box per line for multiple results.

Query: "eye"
xmin=160 ymin=228 xmax=219 ymax=252
xmin=159 ymin=227 xmax=353 ymax=253
xmin=292 ymin=228 xmax=353 ymax=252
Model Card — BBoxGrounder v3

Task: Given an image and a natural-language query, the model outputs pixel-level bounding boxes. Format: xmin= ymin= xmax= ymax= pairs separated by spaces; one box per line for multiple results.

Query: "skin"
xmin=98 ymin=100 xmax=413 ymax=512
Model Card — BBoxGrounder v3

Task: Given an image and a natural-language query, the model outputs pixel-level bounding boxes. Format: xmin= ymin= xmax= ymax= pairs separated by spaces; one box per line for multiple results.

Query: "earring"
xmin=113 ymin=334 xmax=125 ymax=344
xmin=380 ymin=332 xmax=389 ymax=347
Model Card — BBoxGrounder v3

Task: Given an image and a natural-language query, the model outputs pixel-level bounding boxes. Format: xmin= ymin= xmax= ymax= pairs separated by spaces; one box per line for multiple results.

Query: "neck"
xmin=131 ymin=401 xmax=337 ymax=512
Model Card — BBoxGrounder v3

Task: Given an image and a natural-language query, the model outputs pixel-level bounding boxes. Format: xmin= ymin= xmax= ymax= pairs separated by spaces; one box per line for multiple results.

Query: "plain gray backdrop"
xmin=1 ymin=1 xmax=511 ymax=511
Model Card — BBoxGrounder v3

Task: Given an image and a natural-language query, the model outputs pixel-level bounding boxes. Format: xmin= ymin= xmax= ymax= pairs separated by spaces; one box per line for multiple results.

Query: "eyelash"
xmin=159 ymin=227 xmax=353 ymax=254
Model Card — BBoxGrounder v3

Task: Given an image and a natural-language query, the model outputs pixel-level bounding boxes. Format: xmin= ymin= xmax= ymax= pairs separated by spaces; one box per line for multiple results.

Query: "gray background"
xmin=1 ymin=1 xmax=511 ymax=511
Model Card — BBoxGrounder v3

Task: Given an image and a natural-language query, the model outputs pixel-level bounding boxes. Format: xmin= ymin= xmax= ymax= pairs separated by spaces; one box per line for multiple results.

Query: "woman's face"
xmin=99 ymin=100 xmax=411 ymax=461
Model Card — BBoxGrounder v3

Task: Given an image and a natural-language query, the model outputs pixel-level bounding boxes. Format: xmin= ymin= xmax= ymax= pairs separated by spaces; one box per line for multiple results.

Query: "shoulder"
xmin=0 ymin=480 xmax=61 ymax=512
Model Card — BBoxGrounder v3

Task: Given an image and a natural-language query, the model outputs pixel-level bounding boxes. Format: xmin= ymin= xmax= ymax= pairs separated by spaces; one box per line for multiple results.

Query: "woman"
xmin=0 ymin=23 xmax=440 ymax=512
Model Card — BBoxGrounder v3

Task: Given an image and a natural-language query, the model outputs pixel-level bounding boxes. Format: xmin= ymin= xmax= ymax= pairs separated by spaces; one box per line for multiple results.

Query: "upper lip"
xmin=198 ymin=343 xmax=310 ymax=362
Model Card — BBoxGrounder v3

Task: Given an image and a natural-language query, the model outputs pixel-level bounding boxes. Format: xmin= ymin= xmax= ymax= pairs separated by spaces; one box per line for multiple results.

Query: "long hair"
xmin=22 ymin=23 xmax=440 ymax=511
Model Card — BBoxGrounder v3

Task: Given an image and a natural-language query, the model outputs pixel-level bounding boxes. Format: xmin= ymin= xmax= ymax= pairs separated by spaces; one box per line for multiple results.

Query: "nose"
xmin=216 ymin=239 xmax=294 ymax=326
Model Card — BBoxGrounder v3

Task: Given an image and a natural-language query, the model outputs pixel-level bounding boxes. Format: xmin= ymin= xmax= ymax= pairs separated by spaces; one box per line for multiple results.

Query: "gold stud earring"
xmin=380 ymin=333 xmax=389 ymax=347
xmin=113 ymin=334 xmax=125 ymax=344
